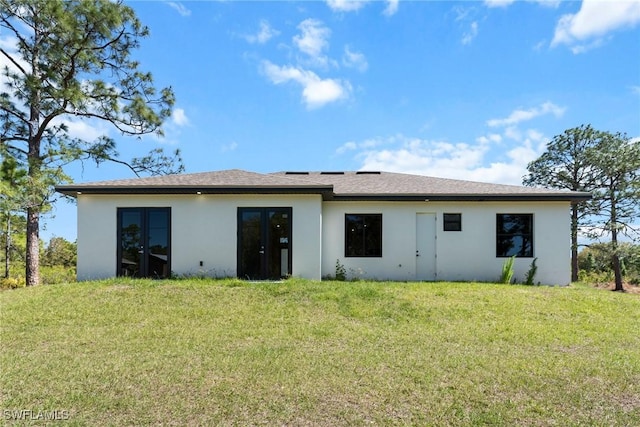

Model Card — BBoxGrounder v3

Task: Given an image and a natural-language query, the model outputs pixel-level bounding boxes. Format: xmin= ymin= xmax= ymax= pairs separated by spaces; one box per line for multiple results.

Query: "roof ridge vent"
xmin=356 ymin=171 xmax=381 ymax=175
xmin=285 ymin=171 xmax=309 ymax=175
xmin=320 ymin=171 xmax=345 ymax=175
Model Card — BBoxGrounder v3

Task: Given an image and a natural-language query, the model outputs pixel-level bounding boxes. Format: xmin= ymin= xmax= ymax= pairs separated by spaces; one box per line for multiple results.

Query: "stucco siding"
xmin=77 ymin=196 xmax=118 ymax=281
xmin=321 ymin=201 xmax=571 ymax=285
xmin=76 ymin=194 xmax=323 ymax=281
xmin=77 ymin=193 xmax=570 ymax=285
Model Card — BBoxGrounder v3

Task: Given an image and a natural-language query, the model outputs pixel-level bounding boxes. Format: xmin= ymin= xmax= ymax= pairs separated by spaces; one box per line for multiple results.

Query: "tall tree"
xmin=1 ymin=0 xmax=184 ymax=286
xmin=585 ymin=132 xmax=640 ymax=291
xmin=43 ymin=236 xmax=76 ymax=268
xmin=0 ymin=157 xmax=27 ymax=278
xmin=523 ymin=124 xmax=601 ymax=282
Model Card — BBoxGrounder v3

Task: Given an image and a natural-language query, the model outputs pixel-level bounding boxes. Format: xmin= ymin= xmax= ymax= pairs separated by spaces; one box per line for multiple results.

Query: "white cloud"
xmin=533 ymin=40 xmax=546 ymax=52
xmin=294 ymin=19 xmax=330 ymax=57
xmin=338 ymin=133 xmax=545 ymax=185
xmin=453 ymin=6 xmax=473 ymax=22
xmin=259 ymin=19 xmax=363 ymax=109
xmin=221 ymin=141 xmax=238 ymax=153
xmin=352 ymin=136 xmax=495 ymax=181
xmin=261 ymin=61 xmax=351 ymax=109
xmin=631 ymin=86 xmax=640 ymax=96
xmin=244 ymin=20 xmax=279 ymax=44
xmin=503 ymin=126 xmax=522 ymax=141
xmin=453 ymin=7 xmax=480 ymax=45
xmin=165 ymin=2 xmax=191 ymax=17
xmin=336 ymin=137 xmax=390 ymax=154
xmin=342 ymin=46 xmax=368 ymax=72
xmin=171 ymin=108 xmax=189 ymax=127
xmin=567 ymin=38 xmax=606 ymax=54
xmin=476 ymin=133 xmax=502 ymax=144
xmin=484 ymin=0 xmax=515 ymax=7
xmin=461 ymin=21 xmax=479 ymax=45
xmin=487 ymin=102 xmax=566 ymax=127
xmin=335 ymin=101 xmax=563 ymax=185
xmin=326 ymin=0 xmax=397 ymax=15
xmin=551 ymin=0 xmax=640 ymax=52
xmin=293 ymin=19 xmax=332 ymax=68
xmin=383 ymin=0 xmax=399 ymax=16
xmin=326 ymin=0 xmax=368 ymax=13
xmin=336 ymin=141 xmax=358 ymax=154
xmin=484 ymin=0 xmax=559 ymax=8
xmin=49 ymin=116 xmax=109 ymax=142
xmin=537 ymin=0 xmax=561 ymax=7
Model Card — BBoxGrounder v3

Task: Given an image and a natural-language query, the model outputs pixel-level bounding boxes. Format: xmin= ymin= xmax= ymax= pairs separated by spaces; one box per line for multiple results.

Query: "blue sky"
xmin=3 ymin=0 xmax=639 ymax=242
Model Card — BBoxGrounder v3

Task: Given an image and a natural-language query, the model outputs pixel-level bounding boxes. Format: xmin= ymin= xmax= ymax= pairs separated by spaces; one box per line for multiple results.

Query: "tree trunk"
xmin=611 ymin=227 xmax=623 ymax=291
xmin=612 ymin=251 xmax=624 ymax=292
xmin=4 ymin=214 xmax=10 ymax=279
xmin=25 ymin=208 xmax=40 ymax=286
xmin=24 ymin=22 xmax=43 ymax=287
xmin=571 ymin=205 xmax=579 ymax=282
xmin=610 ymin=184 xmax=624 ymax=292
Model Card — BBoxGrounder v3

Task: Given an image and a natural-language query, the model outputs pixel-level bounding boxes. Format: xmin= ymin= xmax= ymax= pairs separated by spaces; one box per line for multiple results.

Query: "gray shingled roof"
xmin=55 ymin=169 xmax=591 ymax=202
xmin=67 ymin=169 xmax=328 ymax=188
xmin=271 ymin=171 xmax=572 ymax=196
xmin=56 ymin=169 xmax=332 ymax=195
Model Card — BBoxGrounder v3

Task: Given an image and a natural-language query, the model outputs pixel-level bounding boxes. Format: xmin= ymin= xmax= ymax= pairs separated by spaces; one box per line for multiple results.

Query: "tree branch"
xmin=0 ymin=47 xmax=28 ymax=76
xmin=0 ymin=104 xmax=28 ymax=125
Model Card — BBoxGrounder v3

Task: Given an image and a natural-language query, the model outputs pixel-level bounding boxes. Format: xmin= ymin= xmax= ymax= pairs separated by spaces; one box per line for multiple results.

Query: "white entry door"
xmin=416 ymin=213 xmax=437 ymax=281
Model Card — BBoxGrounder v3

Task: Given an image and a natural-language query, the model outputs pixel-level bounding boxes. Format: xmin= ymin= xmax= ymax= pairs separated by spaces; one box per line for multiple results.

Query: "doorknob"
xmin=259 ymin=245 xmax=265 ymax=254
xmin=416 ymin=250 xmax=420 ymax=257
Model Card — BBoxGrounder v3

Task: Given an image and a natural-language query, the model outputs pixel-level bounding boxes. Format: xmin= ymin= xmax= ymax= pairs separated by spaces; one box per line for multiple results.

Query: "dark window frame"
xmin=117 ymin=207 xmax=171 ymax=278
xmin=237 ymin=207 xmax=293 ymax=280
xmin=345 ymin=213 xmax=382 ymax=257
xmin=443 ymin=213 xmax=462 ymax=231
xmin=496 ymin=213 xmax=534 ymax=258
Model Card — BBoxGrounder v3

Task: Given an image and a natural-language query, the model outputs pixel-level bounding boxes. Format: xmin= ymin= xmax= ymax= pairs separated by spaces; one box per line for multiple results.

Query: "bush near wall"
xmin=0 ymin=277 xmax=25 ymax=289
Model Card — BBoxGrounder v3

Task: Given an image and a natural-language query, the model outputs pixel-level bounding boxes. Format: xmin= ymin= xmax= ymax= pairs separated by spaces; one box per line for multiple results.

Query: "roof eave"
xmin=56 ymin=185 xmax=592 ymax=203
xmin=330 ymin=193 xmax=592 ymax=202
xmin=55 ymin=185 xmax=334 ymax=197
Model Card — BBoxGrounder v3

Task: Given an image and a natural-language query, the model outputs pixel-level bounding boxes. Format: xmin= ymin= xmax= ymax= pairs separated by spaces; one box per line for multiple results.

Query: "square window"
xmin=345 ymin=214 xmax=382 ymax=257
xmin=443 ymin=213 xmax=462 ymax=231
xmin=496 ymin=214 xmax=533 ymax=257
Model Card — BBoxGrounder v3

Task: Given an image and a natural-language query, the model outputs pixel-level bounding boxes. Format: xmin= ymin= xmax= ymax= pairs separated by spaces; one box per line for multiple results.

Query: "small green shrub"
xmin=500 ymin=256 xmax=516 ymax=284
xmin=335 ymin=259 xmax=346 ymax=281
xmin=524 ymin=257 xmax=538 ymax=286
xmin=0 ymin=277 xmax=26 ymax=289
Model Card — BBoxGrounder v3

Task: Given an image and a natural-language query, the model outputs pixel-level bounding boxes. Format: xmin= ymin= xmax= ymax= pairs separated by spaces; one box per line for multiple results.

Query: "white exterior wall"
xmin=77 ymin=194 xmax=571 ymax=285
xmin=76 ymin=194 xmax=323 ymax=281
xmin=321 ymin=201 xmax=571 ymax=285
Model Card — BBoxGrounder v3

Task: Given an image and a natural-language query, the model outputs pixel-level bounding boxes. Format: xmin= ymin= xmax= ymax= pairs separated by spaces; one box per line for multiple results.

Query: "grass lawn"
xmin=1 ymin=279 xmax=639 ymax=426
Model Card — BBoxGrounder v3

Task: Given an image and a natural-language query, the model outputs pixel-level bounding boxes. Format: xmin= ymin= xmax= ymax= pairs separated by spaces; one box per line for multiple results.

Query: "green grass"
xmin=1 ymin=279 xmax=639 ymax=426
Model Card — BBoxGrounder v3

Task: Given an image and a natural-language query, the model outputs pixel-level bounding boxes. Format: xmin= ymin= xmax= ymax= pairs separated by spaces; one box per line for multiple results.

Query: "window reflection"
xmin=345 ymin=214 xmax=382 ymax=257
xmin=118 ymin=208 xmax=170 ymax=278
xmin=496 ymin=214 xmax=533 ymax=257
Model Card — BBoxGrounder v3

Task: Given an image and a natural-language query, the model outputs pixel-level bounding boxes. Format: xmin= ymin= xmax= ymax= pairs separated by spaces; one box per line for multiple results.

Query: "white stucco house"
xmin=56 ymin=169 xmax=590 ymax=285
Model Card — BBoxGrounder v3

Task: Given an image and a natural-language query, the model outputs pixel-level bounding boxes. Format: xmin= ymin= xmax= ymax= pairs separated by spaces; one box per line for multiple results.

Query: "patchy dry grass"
xmin=1 ymin=279 xmax=639 ymax=425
